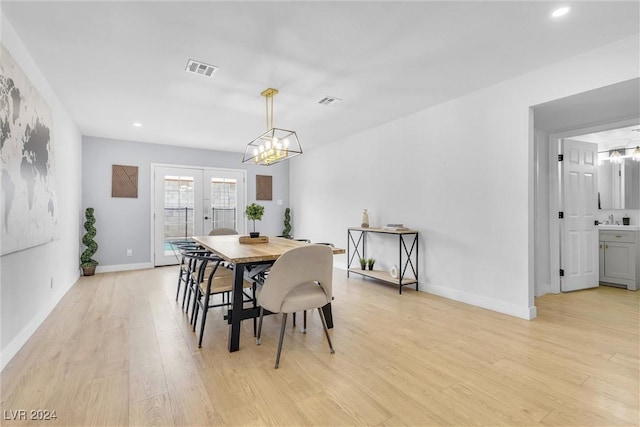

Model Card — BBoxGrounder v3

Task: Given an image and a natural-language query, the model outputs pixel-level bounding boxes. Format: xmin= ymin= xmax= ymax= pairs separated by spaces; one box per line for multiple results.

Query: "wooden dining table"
xmin=192 ymin=235 xmax=345 ymax=352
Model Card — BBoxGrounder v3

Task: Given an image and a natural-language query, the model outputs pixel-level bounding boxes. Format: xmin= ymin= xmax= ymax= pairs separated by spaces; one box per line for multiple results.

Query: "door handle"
xmin=204 ymin=216 xmax=210 ymax=220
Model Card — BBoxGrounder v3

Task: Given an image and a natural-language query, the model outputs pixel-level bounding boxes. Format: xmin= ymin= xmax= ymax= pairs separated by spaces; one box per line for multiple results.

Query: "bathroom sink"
xmin=598 ymin=224 xmax=640 ymax=230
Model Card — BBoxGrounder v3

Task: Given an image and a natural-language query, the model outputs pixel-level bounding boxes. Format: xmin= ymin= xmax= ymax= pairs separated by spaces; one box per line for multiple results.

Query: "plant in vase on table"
xmin=367 ymin=258 xmax=376 ymax=270
xmin=245 ymin=203 xmax=265 ymax=237
xmin=359 ymin=257 xmax=367 ymax=270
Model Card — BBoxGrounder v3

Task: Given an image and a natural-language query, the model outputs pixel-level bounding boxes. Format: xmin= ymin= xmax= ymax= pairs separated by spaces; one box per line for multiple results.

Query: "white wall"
xmin=290 ymin=35 xmax=639 ymax=320
xmin=534 ymin=128 xmax=551 ymax=296
xmin=82 ymin=136 xmax=290 ymax=270
xmin=1 ymin=18 xmax=82 ymax=370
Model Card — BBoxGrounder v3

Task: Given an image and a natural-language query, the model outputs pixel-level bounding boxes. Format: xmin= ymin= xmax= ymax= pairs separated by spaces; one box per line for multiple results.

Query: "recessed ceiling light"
xmin=133 ymin=122 xmax=142 ymax=127
xmin=551 ymin=6 xmax=571 ymax=18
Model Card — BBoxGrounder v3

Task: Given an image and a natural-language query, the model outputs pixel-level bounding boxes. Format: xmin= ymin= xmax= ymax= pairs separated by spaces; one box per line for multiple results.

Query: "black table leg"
xmin=228 ymin=262 xmax=245 ymax=352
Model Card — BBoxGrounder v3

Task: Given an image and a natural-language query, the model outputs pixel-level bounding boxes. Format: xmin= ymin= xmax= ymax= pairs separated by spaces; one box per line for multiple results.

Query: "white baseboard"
xmin=424 ymin=282 xmax=537 ymax=320
xmin=340 ymin=266 xmax=536 ymax=320
xmin=96 ymin=262 xmax=154 ymax=273
xmin=1 ymin=271 xmax=80 ymax=372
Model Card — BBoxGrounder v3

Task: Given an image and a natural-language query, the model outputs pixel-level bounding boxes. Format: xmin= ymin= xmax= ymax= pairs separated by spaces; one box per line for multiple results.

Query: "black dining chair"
xmin=184 ymin=251 xmax=256 ymax=347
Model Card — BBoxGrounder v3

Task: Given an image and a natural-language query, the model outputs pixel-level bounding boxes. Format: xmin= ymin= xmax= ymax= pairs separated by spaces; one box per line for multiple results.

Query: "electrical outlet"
xmin=126 ymin=249 xmax=133 ymax=257
xmin=277 ymin=199 xmax=283 ymax=206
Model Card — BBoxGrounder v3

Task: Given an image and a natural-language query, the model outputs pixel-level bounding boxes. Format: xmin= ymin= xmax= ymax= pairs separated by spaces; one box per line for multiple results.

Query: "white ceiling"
xmin=574 ymin=124 xmax=640 ymax=152
xmin=3 ymin=1 xmax=639 ymax=154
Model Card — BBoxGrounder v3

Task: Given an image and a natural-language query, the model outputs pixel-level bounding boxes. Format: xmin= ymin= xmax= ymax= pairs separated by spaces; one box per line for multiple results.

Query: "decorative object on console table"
xmin=245 ymin=203 xmax=265 ymax=237
xmin=623 ymin=214 xmax=630 ymax=225
xmin=359 ymin=257 xmax=367 ymax=270
xmin=80 ymin=207 xmax=99 ymax=276
xmin=367 ymin=258 xmax=376 ymax=270
xmin=383 ymin=223 xmax=409 ymax=231
xmin=361 ymin=209 xmax=369 ymax=228
xmin=389 ymin=264 xmax=399 ymax=279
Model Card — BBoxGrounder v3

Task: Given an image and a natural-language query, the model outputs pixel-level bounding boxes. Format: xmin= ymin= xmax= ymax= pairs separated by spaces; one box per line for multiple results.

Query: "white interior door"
xmin=153 ymin=165 xmax=246 ymax=266
xmin=560 ymin=139 xmax=599 ymax=292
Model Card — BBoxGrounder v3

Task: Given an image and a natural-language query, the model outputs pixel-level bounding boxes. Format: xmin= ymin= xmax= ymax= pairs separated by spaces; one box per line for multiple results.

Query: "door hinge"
xmin=559 ymin=269 xmax=564 ymax=277
xmin=558 ymin=154 xmax=564 ymax=161
xmin=559 ymin=212 xmax=564 ymax=219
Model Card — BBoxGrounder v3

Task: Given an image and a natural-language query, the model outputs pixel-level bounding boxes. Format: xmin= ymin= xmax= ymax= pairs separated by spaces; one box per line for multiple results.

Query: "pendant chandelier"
xmin=242 ymin=88 xmax=302 ymax=166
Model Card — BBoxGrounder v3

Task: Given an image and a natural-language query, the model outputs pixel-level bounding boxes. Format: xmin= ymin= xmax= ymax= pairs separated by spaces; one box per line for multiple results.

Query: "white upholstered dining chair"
xmin=256 ymin=244 xmax=335 ymax=368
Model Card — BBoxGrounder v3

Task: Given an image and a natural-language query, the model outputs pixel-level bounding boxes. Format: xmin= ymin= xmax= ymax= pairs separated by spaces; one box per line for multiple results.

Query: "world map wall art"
xmin=0 ymin=43 xmax=58 ymax=255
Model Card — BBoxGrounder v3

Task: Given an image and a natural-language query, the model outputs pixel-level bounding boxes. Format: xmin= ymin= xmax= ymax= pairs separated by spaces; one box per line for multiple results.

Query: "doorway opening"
xmin=543 ymin=118 xmax=639 ymax=295
xmin=531 ymin=78 xmax=640 ymax=298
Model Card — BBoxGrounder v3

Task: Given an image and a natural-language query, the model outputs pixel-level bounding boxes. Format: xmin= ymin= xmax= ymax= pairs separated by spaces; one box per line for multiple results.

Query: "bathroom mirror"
xmin=572 ymin=124 xmax=640 ymax=210
xmin=598 ymin=157 xmax=640 ymax=209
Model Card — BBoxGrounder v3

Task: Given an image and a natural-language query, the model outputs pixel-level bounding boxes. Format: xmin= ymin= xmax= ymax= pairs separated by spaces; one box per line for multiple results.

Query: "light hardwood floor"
xmin=1 ymin=267 xmax=638 ymax=426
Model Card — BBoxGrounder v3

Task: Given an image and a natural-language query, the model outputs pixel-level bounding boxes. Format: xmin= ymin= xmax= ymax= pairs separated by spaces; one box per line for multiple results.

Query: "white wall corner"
xmin=535 ymin=282 xmax=555 ymax=297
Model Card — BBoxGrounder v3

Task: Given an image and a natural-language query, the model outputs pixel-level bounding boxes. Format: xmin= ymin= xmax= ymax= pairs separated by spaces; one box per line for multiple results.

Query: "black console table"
xmin=347 ymin=227 xmax=419 ymax=294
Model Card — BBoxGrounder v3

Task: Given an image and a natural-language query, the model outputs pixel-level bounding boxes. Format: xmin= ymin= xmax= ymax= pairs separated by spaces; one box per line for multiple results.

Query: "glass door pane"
xmin=153 ymin=166 xmax=203 ymax=266
xmin=204 ymin=169 xmax=246 ymax=235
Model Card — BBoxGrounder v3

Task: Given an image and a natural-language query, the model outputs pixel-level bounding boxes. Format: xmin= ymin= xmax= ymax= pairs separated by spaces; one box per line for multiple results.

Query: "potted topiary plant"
xmin=367 ymin=258 xmax=376 ymax=270
xmin=359 ymin=257 xmax=367 ymax=270
xmin=282 ymin=207 xmax=292 ymax=239
xmin=245 ymin=203 xmax=265 ymax=237
xmin=81 ymin=207 xmax=99 ymax=276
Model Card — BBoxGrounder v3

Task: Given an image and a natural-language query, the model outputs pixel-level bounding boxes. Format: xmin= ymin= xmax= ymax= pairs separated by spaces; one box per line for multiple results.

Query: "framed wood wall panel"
xmin=112 ymin=164 xmax=138 ymax=198
xmin=256 ymin=175 xmax=272 ymax=200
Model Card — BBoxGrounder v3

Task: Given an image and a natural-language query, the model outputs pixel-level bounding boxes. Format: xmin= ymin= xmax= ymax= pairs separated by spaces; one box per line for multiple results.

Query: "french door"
xmin=153 ymin=165 xmax=246 ymax=266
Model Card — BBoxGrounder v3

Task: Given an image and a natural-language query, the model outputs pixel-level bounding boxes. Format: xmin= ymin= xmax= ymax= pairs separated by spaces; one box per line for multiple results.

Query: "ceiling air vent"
xmin=185 ymin=59 xmax=218 ymax=78
xmin=318 ymin=96 xmax=342 ymax=106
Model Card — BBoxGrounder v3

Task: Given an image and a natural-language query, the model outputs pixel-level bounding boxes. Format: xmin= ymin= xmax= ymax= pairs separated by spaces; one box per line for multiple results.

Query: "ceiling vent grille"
xmin=185 ymin=59 xmax=218 ymax=78
xmin=318 ymin=96 xmax=342 ymax=106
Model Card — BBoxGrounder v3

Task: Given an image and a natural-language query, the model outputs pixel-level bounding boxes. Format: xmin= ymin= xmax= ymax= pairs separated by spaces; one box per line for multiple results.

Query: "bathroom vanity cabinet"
xmin=599 ymin=227 xmax=639 ymax=290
